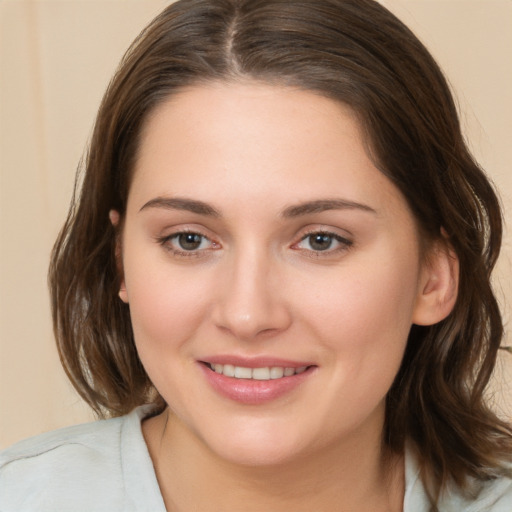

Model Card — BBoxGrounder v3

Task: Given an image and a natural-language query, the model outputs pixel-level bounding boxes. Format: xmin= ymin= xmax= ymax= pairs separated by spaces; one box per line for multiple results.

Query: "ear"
xmin=109 ymin=210 xmax=128 ymax=304
xmin=412 ymin=238 xmax=459 ymax=326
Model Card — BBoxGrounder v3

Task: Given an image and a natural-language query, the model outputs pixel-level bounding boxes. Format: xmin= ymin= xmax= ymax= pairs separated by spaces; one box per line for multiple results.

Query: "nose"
xmin=211 ymin=247 xmax=292 ymax=341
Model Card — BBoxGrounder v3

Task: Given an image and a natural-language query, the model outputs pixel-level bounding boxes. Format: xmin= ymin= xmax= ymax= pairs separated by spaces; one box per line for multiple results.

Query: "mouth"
xmin=199 ymin=360 xmax=316 ymax=404
xmin=204 ymin=362 xmax=310 ymax=380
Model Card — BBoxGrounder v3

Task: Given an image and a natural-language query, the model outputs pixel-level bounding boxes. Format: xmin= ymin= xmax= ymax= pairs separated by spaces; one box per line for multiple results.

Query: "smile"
xmin=200 ymin=360 xmax=316 ymax=404
xmin=208 ymin=363 xmax=308 ymax=380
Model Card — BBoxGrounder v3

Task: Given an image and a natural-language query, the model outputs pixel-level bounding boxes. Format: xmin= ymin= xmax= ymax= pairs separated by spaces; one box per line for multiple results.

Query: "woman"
xmin=1 ymin=0 xmax=511 ymax=510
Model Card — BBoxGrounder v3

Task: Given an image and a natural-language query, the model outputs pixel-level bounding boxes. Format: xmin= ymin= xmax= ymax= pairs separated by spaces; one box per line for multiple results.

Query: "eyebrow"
xmin=139 ymin=197 xmax=221 ymax=217
xmin=139 ymin=196 xmax=377 ymax=218
xmin=282 ymin=199 xmax=377 ymax=218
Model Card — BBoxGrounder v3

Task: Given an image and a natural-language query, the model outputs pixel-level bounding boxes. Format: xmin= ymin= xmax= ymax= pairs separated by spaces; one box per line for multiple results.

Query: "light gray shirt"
xmin=1 ymin=406 xmax=511 ymax=511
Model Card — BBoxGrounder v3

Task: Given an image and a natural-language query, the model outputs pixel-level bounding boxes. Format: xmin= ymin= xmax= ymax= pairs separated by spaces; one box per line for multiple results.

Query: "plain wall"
xmin=1 ymin=0 xmax=511 ymax=448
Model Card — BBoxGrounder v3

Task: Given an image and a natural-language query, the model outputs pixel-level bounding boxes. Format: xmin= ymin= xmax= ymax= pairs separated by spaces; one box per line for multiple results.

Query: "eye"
xmin=294 ymin=231 xmax=352 ymax=253
xmin=172 ymin=232 xmax=210 ymax=251
xmin=158 ymin=230 xmax=217 ymax=256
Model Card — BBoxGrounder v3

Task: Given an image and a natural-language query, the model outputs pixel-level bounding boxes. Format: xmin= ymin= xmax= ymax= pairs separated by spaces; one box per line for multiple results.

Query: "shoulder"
xmin=404 ymin=444 xmax=512 ymax=512
xmin=451 ymin=472 xmax=512 ymax=512
xmin=0 ymin=406 xmax=157 ymax=512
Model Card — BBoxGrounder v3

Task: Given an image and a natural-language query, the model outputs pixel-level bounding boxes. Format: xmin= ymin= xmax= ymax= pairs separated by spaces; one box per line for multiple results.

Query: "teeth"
xmin=270 ymin=367 xmax=284 ymax=379
xmin=209 ymin=364 xmax=308 ymax=380
xmin=252 ymin=367 xmax=270 ymax=380
xmin=223 ymin=364 xmax=235 ymax=377
xmin=234 ymin=366 xmax=252 ymax=379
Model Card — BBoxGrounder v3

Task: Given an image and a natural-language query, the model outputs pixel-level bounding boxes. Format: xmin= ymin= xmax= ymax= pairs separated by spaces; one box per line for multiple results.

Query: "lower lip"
xmin=199 ymin=364 xmax=314 ymax=405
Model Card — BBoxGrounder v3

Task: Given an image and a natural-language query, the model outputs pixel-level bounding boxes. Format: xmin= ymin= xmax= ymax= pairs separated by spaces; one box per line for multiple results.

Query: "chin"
xmin=198 ymin=420 xmax=310 ymax=468
xmin=213 ymin=441 xmax=303 ymax=468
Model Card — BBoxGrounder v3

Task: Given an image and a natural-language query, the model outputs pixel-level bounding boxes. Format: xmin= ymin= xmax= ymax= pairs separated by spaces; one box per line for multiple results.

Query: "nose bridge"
xmin=213 ymin=242 xmax=291 ymax=340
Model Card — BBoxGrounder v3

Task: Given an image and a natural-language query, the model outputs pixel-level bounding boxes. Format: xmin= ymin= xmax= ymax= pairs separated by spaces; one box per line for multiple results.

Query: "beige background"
xmin=0 ymin=0 xmax=511 ymax=448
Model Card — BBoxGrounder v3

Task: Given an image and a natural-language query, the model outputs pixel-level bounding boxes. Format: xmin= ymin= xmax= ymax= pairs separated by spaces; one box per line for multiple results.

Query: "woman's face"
xmin=119 ymin=82 xmax=429 ymax=465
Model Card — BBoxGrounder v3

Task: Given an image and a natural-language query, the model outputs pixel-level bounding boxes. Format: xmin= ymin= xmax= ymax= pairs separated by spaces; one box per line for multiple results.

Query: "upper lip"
xmin=200 ymin=355 xmax=315 ymax=368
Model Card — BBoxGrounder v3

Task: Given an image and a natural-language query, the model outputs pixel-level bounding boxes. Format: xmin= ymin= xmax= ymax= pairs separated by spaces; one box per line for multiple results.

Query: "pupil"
xmin=310 ymin=234 xmax=332 ymax=251
xmin=178 ymin=233 xmax=202 ymax=250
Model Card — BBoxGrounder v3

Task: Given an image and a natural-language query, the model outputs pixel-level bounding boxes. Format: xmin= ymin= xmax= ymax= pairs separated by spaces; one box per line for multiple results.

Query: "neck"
xmin=143 ymin=409 xmax=404 ymax=512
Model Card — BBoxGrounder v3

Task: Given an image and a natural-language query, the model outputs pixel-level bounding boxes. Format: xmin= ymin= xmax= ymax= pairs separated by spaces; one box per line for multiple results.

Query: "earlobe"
xmin=109 ymin=209 xmax=120 ymax=226
xmin=412 ymin=240 xmax=459 ymax=326
xmin=109 ymin=209 xmax=129 ymax=304
xmin=118 ymin=285 xmax=129 ymax=304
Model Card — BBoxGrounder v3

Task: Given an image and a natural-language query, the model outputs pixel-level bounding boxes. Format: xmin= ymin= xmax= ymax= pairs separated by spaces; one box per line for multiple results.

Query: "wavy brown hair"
xmin=49 ymin=0 xmax=512 ymax=503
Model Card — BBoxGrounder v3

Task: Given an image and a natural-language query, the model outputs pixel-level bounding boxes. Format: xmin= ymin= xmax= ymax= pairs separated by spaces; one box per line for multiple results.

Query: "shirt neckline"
xmin=122 ymin=405 xmax=430 ymax=511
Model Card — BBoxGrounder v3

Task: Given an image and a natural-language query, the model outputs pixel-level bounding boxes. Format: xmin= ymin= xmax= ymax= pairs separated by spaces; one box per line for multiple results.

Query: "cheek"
xmin=304 ymin=258 xmax=417 ymax=334
xmin=124 ymin=264 xmax=216 ymax=402
xmin=297 ymin=248 xmax=420 ymax=387
xmin=122 ymin=247 xmax=212 ymax=358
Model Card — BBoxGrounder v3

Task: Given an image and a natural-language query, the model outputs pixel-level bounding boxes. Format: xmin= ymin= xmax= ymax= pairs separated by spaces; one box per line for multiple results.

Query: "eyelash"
xmin=156 ymin=229 xmax=353 ymax=259
xmin=293 ymin=230 xmax=353 ymax=257
xmin=156 ymin=230 xmax=217 ymax=258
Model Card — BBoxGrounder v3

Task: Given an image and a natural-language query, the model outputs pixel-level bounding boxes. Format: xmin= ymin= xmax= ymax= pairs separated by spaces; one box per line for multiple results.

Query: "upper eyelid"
xmin=161 ymin=228 xmax=351 ymax=242
xmin=156 ymin=225 xmax=353 ymax=249
xmin=296 ymin=226 xmax=353 ymax=241
xmin=296 ymin=232 xmax=352 ymax=246
xmin=156 ymin=228 xmax=211 ymax=244
xmin=158 ymin=225 xmax=215 ymax=240
xmin=164 ymin=231 xmax=215 ymax=246
xmin=299 ymin=229 xmax=351 ymax=239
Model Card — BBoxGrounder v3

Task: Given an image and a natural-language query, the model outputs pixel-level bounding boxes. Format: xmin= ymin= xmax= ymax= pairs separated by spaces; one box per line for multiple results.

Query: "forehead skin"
xmin=130 ymin=82 xmax=413 ymax=228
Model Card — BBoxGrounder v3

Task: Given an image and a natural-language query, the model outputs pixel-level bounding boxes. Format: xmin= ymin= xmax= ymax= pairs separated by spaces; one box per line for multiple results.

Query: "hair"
xmin=49 ymin=0 xmax=511 ymax=504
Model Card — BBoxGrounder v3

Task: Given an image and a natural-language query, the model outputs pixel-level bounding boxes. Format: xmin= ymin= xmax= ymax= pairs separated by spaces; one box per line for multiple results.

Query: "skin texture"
xmin=115 ymin=82 xmax=458 ymax=511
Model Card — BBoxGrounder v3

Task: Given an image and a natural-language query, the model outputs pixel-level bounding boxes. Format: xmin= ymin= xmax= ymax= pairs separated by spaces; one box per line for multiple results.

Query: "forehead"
xmin=137 ymin=81 xmax=362 ymax=160
xmin=129 ymin=81 xmax=408 ymax=219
